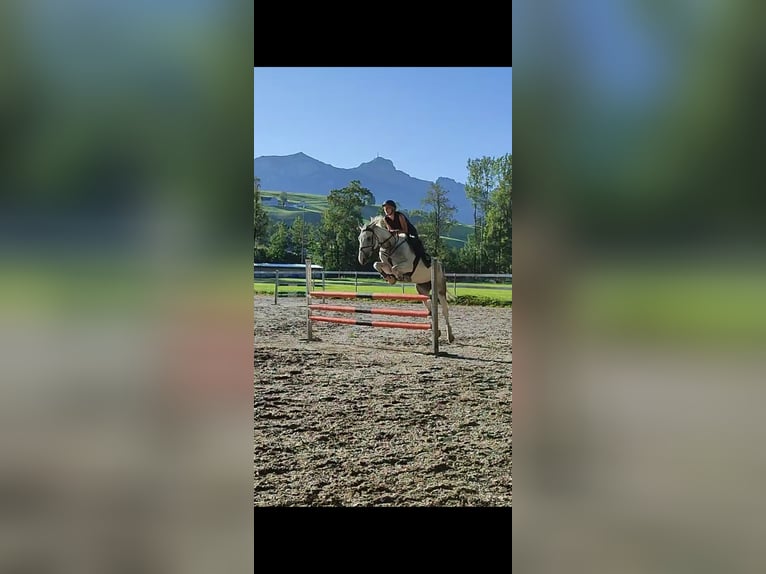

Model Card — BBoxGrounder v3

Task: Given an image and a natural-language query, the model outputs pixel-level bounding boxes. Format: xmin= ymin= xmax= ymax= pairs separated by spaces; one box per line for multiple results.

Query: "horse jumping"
xmin=357 ymin=216 xmax=454 ymax=343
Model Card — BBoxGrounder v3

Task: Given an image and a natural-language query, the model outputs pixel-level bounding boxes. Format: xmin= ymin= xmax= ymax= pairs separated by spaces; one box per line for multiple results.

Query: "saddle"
xmin=403 ymin=237 xmax=431 ymax=267
xmin=383 ymin=236 xmax=431 ymax=282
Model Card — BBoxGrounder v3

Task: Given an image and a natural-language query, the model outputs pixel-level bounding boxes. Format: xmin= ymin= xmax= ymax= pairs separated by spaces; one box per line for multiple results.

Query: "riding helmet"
xmin=382 ymin=200 xmax=397 ymax=209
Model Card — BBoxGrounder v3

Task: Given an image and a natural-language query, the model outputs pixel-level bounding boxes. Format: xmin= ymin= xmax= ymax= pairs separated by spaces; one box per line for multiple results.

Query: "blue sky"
xmin=254 ymin=67 xmax=512 ymax=184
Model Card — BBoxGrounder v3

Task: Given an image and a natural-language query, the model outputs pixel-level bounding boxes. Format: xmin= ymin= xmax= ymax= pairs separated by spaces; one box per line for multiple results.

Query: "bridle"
xmin=359 ymin=224 xmax=399 ymax=260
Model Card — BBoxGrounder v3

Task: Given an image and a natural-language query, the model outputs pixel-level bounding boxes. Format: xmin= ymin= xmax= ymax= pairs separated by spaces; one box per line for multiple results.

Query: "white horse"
xmin=357 ymin=216 xmax=454 ymax=343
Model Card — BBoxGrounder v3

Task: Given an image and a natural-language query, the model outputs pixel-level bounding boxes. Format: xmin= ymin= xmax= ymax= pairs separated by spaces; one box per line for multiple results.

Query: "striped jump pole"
xmin=308 ymin=291 xmax=429 ymax=301
xmin=310 ymin=316 xmax=432 ymax=330
xmin=305 ymin=258 xmax=440 ymax=354
xmin=308 ymin=304 xmax=430 ymax=317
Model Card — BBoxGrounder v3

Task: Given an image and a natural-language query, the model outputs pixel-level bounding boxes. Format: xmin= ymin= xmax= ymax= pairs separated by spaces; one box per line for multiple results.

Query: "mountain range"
xmin=254 ymin=152 xmax=473 ymax=224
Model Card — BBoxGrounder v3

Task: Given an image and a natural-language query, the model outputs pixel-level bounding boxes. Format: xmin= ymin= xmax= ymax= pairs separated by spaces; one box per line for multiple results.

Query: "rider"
xmin=382 ymin=200 xmax=431 ymax=266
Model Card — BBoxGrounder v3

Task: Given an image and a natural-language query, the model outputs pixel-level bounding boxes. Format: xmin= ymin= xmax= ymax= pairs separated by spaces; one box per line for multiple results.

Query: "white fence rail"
xmin=255 ymin=263 xmax=511 ymax=300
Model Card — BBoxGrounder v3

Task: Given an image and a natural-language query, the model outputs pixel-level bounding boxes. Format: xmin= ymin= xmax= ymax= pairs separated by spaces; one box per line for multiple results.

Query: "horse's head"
xmin=357 ymin=216 xmax=393 ymax=265
xmin=357 ymin=221 xmax=377 ymax=265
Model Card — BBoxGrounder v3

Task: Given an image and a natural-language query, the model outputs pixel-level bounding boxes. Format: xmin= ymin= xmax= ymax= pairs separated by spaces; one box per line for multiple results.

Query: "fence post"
xmin=306 ymin=259 xmax=313 ymax=341
xmin=274 ymin=270 xmax=279 ymax=305
xmin=431 ymin=259 xmax=439 ymax=355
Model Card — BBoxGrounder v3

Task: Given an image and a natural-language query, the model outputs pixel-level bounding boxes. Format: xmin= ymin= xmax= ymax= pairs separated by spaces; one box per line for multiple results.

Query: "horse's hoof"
xmin=386 ymin=276 xmax=397 ymax=285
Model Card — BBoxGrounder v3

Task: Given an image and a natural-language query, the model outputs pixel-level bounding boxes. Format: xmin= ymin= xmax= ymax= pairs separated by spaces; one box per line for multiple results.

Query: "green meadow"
xmin=254 ymin=275 xmax=512 ymax=307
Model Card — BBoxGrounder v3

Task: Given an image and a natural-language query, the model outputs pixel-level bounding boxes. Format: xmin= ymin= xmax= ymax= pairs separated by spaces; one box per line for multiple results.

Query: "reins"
xmin=363 ymin=224 xmax=400 ymax=254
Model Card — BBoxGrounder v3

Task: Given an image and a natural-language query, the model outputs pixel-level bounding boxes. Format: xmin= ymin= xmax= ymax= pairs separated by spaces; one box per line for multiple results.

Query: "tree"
xmin=459 ymin=234 xmax=482 ymax=274
xmin=484 ymin=154 xmax=512 ymax=272
xmin=438 ymin=242 xmax=465 ymax=275
xmin=254 ymin=177 xmax=269 ymax=256
xmin=304 ymin=223 xmax=320 ymax=262
xmin=465 ymin=156 xmax=498 ymax=273
xmin=266 ymin=221 xmax=290 ymax=262
xmin=417 ymin=182 xmax=457 ymax=260
xmin=319 ymin=180 xmax=374 ymax=270
xmin=278 ymin=191 xmax=288 ymax=208
xmin=289 ymin=216 xmax=310 ymax=263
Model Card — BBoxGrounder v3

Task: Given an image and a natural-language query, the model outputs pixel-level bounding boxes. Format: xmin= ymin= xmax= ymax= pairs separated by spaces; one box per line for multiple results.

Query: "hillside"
xmin=254 ymin=152 xmax=474 ymax=224
xmin=260 ymin=190 xmax=475 ymax=247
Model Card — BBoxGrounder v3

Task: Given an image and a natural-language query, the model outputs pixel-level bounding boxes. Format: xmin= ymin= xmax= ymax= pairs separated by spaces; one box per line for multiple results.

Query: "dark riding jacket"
xmin=384 ymin=211 xmax=419 ymax=238
xmin=384 ymin=210 xmax=430 ymax=265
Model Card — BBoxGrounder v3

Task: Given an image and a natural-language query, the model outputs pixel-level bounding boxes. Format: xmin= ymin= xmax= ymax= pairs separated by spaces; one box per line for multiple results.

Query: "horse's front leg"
xmin=373 ymin=261 xmax=397 ymax=284
xmin=388 ymin=257 xmax=409 ymax=280
xmin=390 ymin=264 xmax=406 ymax=280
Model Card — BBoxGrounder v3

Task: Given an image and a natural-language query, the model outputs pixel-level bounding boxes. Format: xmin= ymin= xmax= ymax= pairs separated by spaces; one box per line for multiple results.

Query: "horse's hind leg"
xmin=415 ymin=282 xmax=432 ymax=316
xmin=437 ymin=268 xmax=454 ymax=343
xmin=438 ymin=291 xmax=454 ymax=343
xmin=417 ymin=281 xmax=453 ymax=343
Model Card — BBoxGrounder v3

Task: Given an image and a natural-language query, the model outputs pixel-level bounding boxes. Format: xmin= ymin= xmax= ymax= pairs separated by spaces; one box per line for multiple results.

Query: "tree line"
xmin=254 ymin=154 xmax=511 ymax=274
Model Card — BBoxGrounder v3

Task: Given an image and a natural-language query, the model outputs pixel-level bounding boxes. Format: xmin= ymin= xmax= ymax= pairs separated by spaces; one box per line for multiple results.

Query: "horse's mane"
xmin=368 ymin=215 xmax=387 ymax=228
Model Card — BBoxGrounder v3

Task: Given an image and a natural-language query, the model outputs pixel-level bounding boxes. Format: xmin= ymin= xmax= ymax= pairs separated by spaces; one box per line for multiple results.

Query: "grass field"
xmin=254 ymin=276 xmax=512 ymax=307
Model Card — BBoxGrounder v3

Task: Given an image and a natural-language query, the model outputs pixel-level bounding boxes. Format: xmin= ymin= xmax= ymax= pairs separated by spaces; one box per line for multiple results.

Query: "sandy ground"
xmin=254 ymin=294 xmax=512 ymax=506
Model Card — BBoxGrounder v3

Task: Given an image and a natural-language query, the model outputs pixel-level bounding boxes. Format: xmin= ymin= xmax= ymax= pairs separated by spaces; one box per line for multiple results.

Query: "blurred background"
xmin=514 ymin=0 xmax=766 ymax=572
xmin=9 ymin=0 xmax=766 ymax=566
xmin=0 ymin=1 xmax=253 ymax=571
